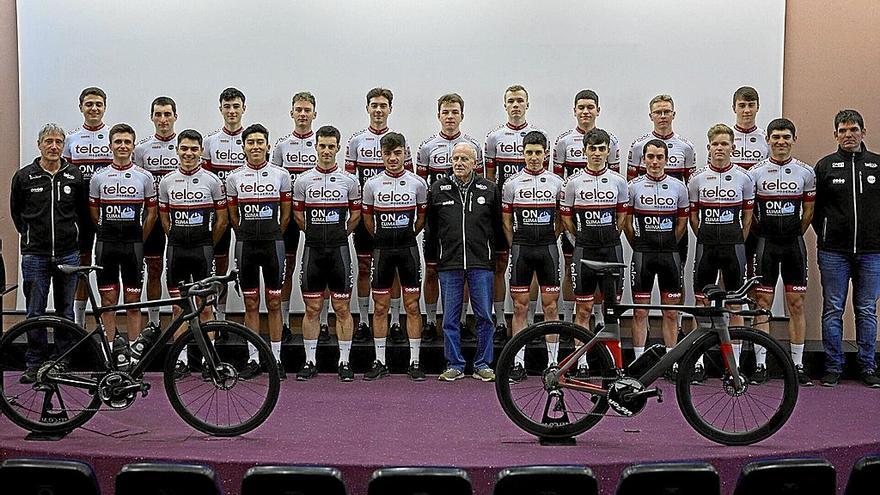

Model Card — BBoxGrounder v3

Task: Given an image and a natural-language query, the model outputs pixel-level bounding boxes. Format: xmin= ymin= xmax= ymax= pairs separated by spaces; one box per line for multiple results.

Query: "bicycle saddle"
xmin=580 ymin=259 xmax=627 ymax=273
xmin=701 ymin=284 xmax=727 ymax=302
xmin=56 ymin=264 xmax=102 ymax=275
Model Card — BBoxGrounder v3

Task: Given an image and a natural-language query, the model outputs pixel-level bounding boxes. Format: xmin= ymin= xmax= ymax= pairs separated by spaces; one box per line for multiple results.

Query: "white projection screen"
xmin=16 ymin=0 xmax=787 ymax=314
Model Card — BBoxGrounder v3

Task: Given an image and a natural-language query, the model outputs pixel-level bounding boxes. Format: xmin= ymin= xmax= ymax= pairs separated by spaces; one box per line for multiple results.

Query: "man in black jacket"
xmin=813 ymin=109 xmax=880 ymax=388
xmin=427 ymin=142 xmax=505 ymax=381
xmin=10 ymin=123 xmax=91 ymax=383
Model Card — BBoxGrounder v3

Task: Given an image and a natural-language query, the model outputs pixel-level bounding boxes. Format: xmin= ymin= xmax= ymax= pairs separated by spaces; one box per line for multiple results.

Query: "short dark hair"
xmin=219 ymin=87 xmax=245 ymax=104
xmin=177 ymin=129 xmax=203 ymax=146
xmin=380 ymin=132 xmax=406 ymax=152
xmin=733 ymin=86 xmax=759 ymax=105
xmin=437 ymin=93 xmax=464 ymax=113
xmin=151 ymin=96 xmax=177 ymax=115
xmin=292 ymin=92 xmax=316 ymax=108
xmin=522 ymin=130 xmax=547 ymax=150
xmin=642 ymin=138 xmax=668 ymax=158
xmin=574 ymin=89 xmax=599 ymax=106
xmin=583 ymin=128 xmax=611 ymax=148
xmin=79 ymin=87 xmax=106 ymax=105
xmin=834 ymin=109 xmax=864 ymax=130
xmin=315 ymin=125 xmax=341 ymax=145
xmin=367 ymin=87 xmax=393 ymax=106
xmin=109 ymin=123 xmax=135 ymax=142
xmin=242 ymin=123 xmax=269 ymax=142
xmin=766 ymin=118 xmax=796 ymax=137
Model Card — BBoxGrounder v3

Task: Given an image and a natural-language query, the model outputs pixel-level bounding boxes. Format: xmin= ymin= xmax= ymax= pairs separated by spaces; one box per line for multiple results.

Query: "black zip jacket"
xmin=426 ymin=174 xmax=505 ymax=271
xmin=10 ymin=158 xmax=90 ymax=256
xmin=813 ymin=144 xmax=880 ymax=253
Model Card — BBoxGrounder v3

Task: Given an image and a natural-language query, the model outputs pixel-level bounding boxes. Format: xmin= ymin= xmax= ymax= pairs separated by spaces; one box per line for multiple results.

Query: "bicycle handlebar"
xmin=724 ymin=276 xmax=762 ymax=300
xmin=179 ymin=270 xmax=239 ymax=299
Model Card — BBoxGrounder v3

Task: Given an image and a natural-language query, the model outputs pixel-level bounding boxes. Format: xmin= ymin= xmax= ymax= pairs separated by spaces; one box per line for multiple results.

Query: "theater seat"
xmin=734 ymin=458 xmax=835 ymax=495
xmin=116 ymin=462 xmax=222 ymax=495
xmin=845 ymin=455 xmax=880 ymax=495
xmin=0 ymin=458 xmax=100 ymax=495
xmin=241 ymin=465 xmax=347 ymax=495
xmin=368 ymin=466 xmax=471 ymax=495
xmin=494 ymin=465 xmax=597 ymax=495
xmin=617 ymin=462 xmax=720 ymax=495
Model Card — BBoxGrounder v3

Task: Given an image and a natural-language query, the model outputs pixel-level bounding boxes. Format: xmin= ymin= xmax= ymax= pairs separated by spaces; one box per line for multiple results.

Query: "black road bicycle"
xmin=495 ymin=260 xmax=798 ymax=446
xmin=0 ymin=266 xmax=279 ymax=437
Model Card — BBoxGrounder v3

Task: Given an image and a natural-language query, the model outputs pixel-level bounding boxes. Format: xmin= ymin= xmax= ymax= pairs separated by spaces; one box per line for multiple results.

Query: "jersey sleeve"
xmin=280 ymin=170 xmax=293 ymax=202
xmin=143 ymin=172 xmax=158 ymax=207
xmin=88 ymin=173 xmax=101 ymax=206
xmin=804 ymin=166 xmax=817 ymax=202
xmin=683 ymin=142 xmax=697 ymax=180
xmin=474 ymin=141 xmax=486 ymax=176
xmin=211 ymin=176 xmax=227 ymax=209
xmin=404 ymin=142 xmax=414 ymax=173
xmin=559 ymin=179 xmax=575 ymax=216
xmin=616 ymin=177 xmax=629 ymax=212
xmin=687 ymin=175 xmax=700 ymax=208
xmin=416 ymin=142 xmax=429 ymax=178
xmin=742 ymin=171 xmax=755 ymax=209
xmin=608 ymin=133 xmax=621 ymax=172
xmin=626 ymin=182 xmax=636 ymax=212
xmin=158 ymin=178 xmax=169 ymax=211
xmin=132 ymin=145 xmax=144 ymax=168
xmin=348 ymin=175 xmax=362 ymax=210
xmin=344 ymin=136 xmax=358 ymax=174
xmin=553 ymin=135 xmax=566 ymax=176
xmin=676 ymin=182 xmax=690 ymax=216
xmin=501 ymin=178 xmax=514 ymax=213
xmin=201 ymin=138 xmax=212 ymax=169
xmin=484 ymin=132 xmax=496 ymax=172
xmin=627 ymin=141 xmax=642 ymax=180
xmin=62 ymin=137 xmax=72 ymax=161
xmin=270 ymin=143 xmax=283 ymax=167
xmin=291 ymin=174 xmax=306 ymax=211
xmin=360 ymin=179 xmax=374 ymax=214
xmin=416 ymin=177 xmax=428 ymax=212
xmin=225 ymin=175 xmax=238 ymax=205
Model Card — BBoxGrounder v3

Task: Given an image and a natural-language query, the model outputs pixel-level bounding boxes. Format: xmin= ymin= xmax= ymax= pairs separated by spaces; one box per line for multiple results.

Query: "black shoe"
xmin=389 ymin=322 xmax=406 ymax=344
xmin=353 ymin=322 xmax=371 ymax=343
xmin=421 ymin=322 xmax=438 ymax=343
xmin=296 ymin=361 xmax=318 ymax=381
xmin=318 ymin=323 xmax=331 ymax=343
xmin=281 ymin=324 xmax=293 ymax=344
xmin=277 ymin=363 xmax=287 ymax=381
xmin=20 ymin=367 xmax=38 ymax=384
xmin=750 ymin=365 xmax=768 ymax=385
xmin=338 ymin=362 xmax=355 ymax=382
xmin=461 ymin=321 xmax=476 ymax=342
xmin=691 ymin=364 xmax=706 ymax=383
xmin=664 ymin=364 xmax=679 ymax=382
xmin=796 ymin=364 xmax=813 ymax=387
xmin=508 ymin=363 xmax=527 ymax=383
xmin=239 ymin=360 xmax=262 ymax=380
xmin=820 ymin=371 xmax=840 ymax=387
xmin=859 ymin=370 xmax=880 ymax=388
xmin=173 ymin=361 xmax=191 ymax=381
xmin=407 ymin=361 xmax=426 ymax=381
xmin=364 ymin=360 xmax=389 ymax=381
xmin=493 ymin=323 xmax=508 ymax=345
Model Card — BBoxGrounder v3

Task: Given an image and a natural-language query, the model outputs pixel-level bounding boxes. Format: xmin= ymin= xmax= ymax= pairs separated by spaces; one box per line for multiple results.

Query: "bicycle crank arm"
xmin=621 ymin=387 xmax=663 ymax=404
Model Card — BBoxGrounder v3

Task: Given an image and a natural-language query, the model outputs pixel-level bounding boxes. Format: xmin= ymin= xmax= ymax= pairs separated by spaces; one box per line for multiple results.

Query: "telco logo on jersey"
xmin=145 ymin=155 xmax=179 ymax=168
xmin=517 ymin=189 xmax=554 ymax=200
xmin=639 ymin=195 xmax=676 ymax=206
xmin=307 ymin=187 xmax=343 ymax=200
xmin=498 ymin=142 xmax=524 ymax=154
xmin=761 ymin=179 xmax=799 ymax=192
xmin=376 ymin=191 xmax=414 ymax=203
xmin=239 ymin=183 xmax=277 ymax=194
xmin=702 ymin=186 xmax=737 ymax=199
xmin=75 ymin=144 xmax=111 ymax=155
xmin=169 ymin=189 xmax=205 ymax=201
xmin=286 ymin=152 xmax=317 ymax=164
xmin=215 ymin=149 xmax=246 ymax=162
xmin=102 ymin=183 xmax=139 ymax=196
xmin=578 ymin=189 xmax=615 ymax=201
xmin=732 ymin=148 xmax=763 ymax=159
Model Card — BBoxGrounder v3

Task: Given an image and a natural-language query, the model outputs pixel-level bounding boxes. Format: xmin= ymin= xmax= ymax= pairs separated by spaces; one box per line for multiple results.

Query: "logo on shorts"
xmin=477 ymin=196 xmax=485 ymax=205
xmin=833 ymin=178 xmax=846 ymax=185
xmin=440 ymin=184 xmax=451 ymax=191
xmin=868 ymin=175 xmax=876 ymax=184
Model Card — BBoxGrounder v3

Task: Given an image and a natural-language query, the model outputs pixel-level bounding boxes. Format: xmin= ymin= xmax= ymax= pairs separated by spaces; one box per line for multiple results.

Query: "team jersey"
xmin=62 ymin=124 xmax=113 ymax=182
xmin=134 ymin=133 xmax=179 ymax=191
xmin=202 ymin=127 xmax=246 ymax=183
xmin=225 ymin=162 xmax=292 ymax=241
xmin=345 ymin=127 xmax=413 ymax=186
xmin=730 ymin=125 xmax=769 ymax=169
xmin=553 ymin=127 xmax=621 ymax=177
xmin=559 ymin=167 xmax=628 ymax=248
xmin=748 ymin=157 xmax=816 ymax=239
xmin=627 ymin=174 xmax=690 ymax=252
xmin=158 ymin=166 xmax=227 ymax=247
xmin=89 ymin=162 xmax=157 ymax=242
xmin=688 ymin=164 xmax=755 ymax=245
xmin=292 ymin=165 xmax=361 ymax=248
xmin=501 ymin=168 xmax=564 ymax=246
xmin=628 ymin=131 xmax=697 ymax=182
xmin=416 ymin=131 xmax=484 ymax=184
xmin=271 ymin=130 xmax=318 ymax=184
xmin=361 ymin=169 xmax=428 ymax=249
xmin=484 ymin=122 xmax=549 ymax=188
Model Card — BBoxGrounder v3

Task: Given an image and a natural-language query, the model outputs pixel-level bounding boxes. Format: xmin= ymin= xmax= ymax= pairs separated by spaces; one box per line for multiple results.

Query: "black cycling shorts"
xmin=301 ymin=245 xmax=354 ymax=299
xmin=78 ymin=223 xmax=96 ymax=256
xmin=509 ymin=243 xmax=560 ymax=294
xmin=561 ymin=234 xmax=575 ymax=256
xmin=353 ymin=221 xmax=373 ymax=257
xmin=630 ymin=251 xmax=682 ymax=300
xmin=214 ymin=228 xmax=232 ymax=259
xmin=693 ymin=243 xmax=747 ymax=300
xmin=676 ymin=233 xmax=689 ymax=269
xmin=570 ymin=244 xmax=624 ymax=303
xmin=143 ymin=224 xmax=167 ymax=259
xmin=371 ymin=246 xmax=422 ymax=295
xmin=166 ymin=245 xmax=213 ymax=295
xmin=753 ymin=237 xmax=808 ymax=294
xmin=234 ymin=240 xmax=285 ymax=295
xmin=283 ymin=221 xmax=301 ymax=256
xmin=744 ymin=231 xmax=758 ymax=275
xmin=95 ymin=241 xmax=144 ymax=293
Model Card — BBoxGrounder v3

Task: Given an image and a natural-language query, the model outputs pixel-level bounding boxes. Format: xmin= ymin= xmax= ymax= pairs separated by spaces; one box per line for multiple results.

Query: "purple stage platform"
xmin=1 ymin=375 xmax=878 ymax=495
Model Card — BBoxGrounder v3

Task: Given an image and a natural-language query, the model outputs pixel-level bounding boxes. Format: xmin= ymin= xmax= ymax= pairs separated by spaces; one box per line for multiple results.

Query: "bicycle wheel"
xmin=495 ymin=321 xmax=615 ymax=438
xmin=0 ymin=316 xmax=104 ymax=434
xmin=164 ymin=320 xmax=280 ymax=436
xmin=676 ymin=327 xmax=798 ymax=445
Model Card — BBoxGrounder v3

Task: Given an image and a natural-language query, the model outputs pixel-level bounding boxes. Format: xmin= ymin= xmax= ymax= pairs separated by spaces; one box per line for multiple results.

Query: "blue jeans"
xmin=817 ymin=250 xmax=880 ymax=373
xmin=439 ymin=269 xmax=494 ymax=372
xmin=21 ymin=251 xmax=79 ymax=367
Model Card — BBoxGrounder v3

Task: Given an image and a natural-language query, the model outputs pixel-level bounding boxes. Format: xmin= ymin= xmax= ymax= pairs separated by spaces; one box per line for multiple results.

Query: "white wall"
xmin=16 ymin=0 xmax=786 ymax=313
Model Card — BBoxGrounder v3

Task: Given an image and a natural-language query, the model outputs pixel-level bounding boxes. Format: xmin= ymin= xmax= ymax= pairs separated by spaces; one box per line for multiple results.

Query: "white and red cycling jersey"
xmin=501 ymin=168 xmax=564 ymax=246
xmin=687 ymin=163 xmax=755 ymax=245
xmin=202 ymin=127 xmax=246 ymax=183
xmin=292 ymin=165 xmax=361 ymax=248
xmin=134 ymin=133 xmax=178 ymax=191
xmin=748 ymin=157 xmax=816 ymax=239
xmin=553 ymin=127 xmax=620 ymax=177
xmin=485 ymin=122 xmax=549 ymax=188
xmin=225 ymin=161 xmax=292 ymax=242
xmin=345 ymin=126 xmax=413 ymax=186
xmin=729 ymin=125 xmax=769 ymax=169
xmin=361 ymin=169 xmax=427 ymax=249
xmin=271 ymin=130 xmax=318 ymax=184
xmin=89 ymin=162 xmax=157 ymax=242
xmin=628 ymin=131 xmax=697 ymax=182
xmin=158 ymin=165 xmax=226 ymax=247
xmin=63 ymin=123 xmax=113 ymax=182
xmin=559 ymin=167 xmax=628 ymax=248
xmin=416 ymin=131 xmax=484 ymax=184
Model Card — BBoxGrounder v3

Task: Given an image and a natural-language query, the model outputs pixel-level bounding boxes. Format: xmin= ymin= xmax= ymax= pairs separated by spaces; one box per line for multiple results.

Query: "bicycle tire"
xmin=164 ymin=320 xmax=280 ymax=436
xmin=676 ymin=326 xmax=798 ymax=445
xmin=495 ymin=320 xmax=615 ymax=438
xmin=0 ymin=316 xmax=104 ymax=434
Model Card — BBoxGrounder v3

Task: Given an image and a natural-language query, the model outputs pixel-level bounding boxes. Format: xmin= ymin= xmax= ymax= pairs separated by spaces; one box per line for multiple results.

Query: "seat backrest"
xmin=734 ymin=458 xmax=835 ymax=495
xmin=845 ymin=455 xmax=880 ymax=495
xmin=0 ymin=458 xmax=100 ymax=495
xmin=617 ymin=462 xmax=720 ymax=495
xmin=241 ymin=465 xmax=347 ymax=495
xmin=368 ymin=467 xmax=472 ymax=495
xmin=116 ymin=462 xmax=222 ymax=495
xmin=494 ymin=465 xmax=597 ymax=495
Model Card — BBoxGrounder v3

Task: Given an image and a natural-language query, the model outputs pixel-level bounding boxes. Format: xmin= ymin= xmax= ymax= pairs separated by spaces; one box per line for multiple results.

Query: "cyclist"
xmin=134 ymin=96 xmax=179 ymax=327
xmin=293 ymin=125 xmax=361 ymax=382
xmin=417 ymin=93 xmax=484 ymax=342
xmin=362 ymin=132 xmax=428 ymax=381
xmin=89 ymin=123 xmax=157 ymax=347
xmin=502 ymin=131 xmax=564 ymax=382
xmin=688 ymin=124 xmax=755 ymax=382
xmin=729 ymin=86 xmax=769 ymax=170
xmin=623 ymin=139 xmax=689 ymax=372
xmin=226 ymin=124 xmax=292 ymax=380
xmin=747 ymin=118 xmax=815 ymax=386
